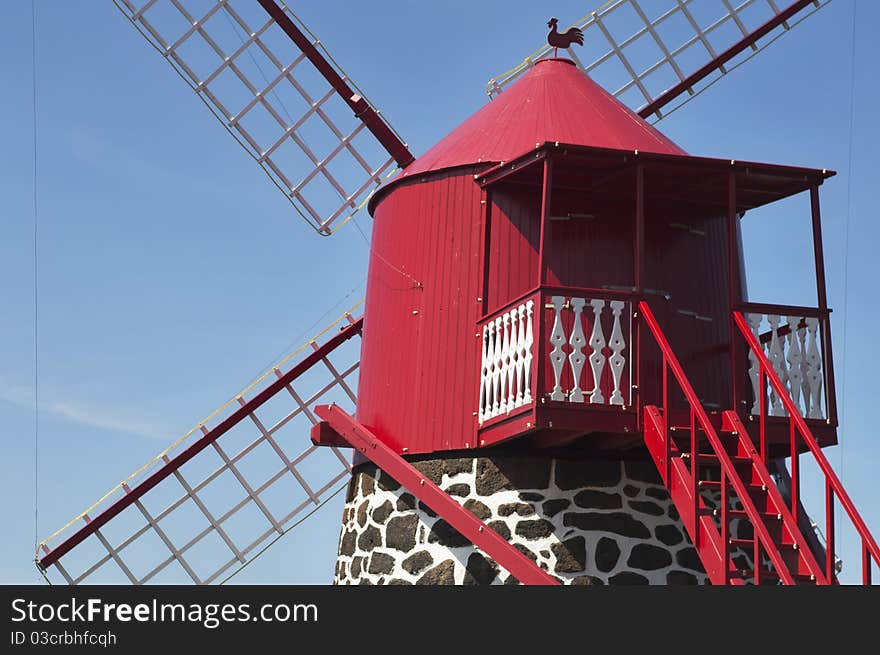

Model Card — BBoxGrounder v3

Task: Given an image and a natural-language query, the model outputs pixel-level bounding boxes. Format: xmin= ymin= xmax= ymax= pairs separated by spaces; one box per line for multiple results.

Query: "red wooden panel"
xmin=486 ymin=185 xmax=540 ymax=311
xmin=358 ymin=170 xmax=484 ymax=455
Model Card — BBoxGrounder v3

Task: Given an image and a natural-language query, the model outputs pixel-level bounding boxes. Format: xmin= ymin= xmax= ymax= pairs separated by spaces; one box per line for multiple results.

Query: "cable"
xmin=836 ymin=0 xmax=858 ymax=552
xmin=31 ymin=0 xmax=40 ymax=557
xmin=219 ymin=482 xmax=348 ymax=584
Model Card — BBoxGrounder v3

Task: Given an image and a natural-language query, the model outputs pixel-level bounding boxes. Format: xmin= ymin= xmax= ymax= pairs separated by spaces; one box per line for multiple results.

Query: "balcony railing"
xmin=737 ymin=302 xmax=835 ymax=423
xmin=477 ymin=286 xmax=634 ymax=426
xmin=477 ymin=294 xmax=836 ymax=433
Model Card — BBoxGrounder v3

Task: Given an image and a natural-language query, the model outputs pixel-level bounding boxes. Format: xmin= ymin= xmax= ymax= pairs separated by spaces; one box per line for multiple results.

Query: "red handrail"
xmin=733 ymin=310 xmax=880 ymax=584
xmin=639 ymin=301 xmax=806 ymax=584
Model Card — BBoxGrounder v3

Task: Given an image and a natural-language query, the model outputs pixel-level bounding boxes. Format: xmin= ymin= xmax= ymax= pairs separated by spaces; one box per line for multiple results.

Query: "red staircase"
xmin=639 ymin=301 xmax=880 ymax=585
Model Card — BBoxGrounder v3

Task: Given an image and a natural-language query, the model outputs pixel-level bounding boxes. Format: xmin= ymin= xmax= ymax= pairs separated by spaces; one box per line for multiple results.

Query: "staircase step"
xmin=728 ymin=568 xmax=817 ymax=585
xmin=681 ymin=452 xmax=752 ymax=466
xmin=728 ymin=509 xmax=782 ymax=522
xmin=698 ymin=480 xmax=767 ymax=493
xmin=728 ymin=537 xmax=798 ymax=551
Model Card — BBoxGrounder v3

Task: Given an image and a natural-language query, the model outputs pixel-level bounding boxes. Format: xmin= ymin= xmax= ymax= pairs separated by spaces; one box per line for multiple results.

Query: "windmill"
xmin=35 ymin=0 xmax=879 ymax=585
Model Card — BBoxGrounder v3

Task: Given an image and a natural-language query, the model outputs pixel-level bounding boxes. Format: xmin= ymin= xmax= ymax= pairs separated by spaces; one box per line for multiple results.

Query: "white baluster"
xmin=767 ymin=315 xmax=786 ymax=417
xmin=804 ymin=318 xmax=823 ymax=419
xmin=588 ymin=299 xmax=607 ymax=404
xmin=484 ymin=321 xmax=496 ymax=420
xmin=499 ymin=311 xmax=511 ymax=415
xmin=568 ymin=298 xmax=587 ymax=403
xmin=523 ymin=301 xmax=535 ymax=404
xmin=506 ymin=310 xmax=519 ymax=413
xmin=786 ymin=316 xmax=804 ymax=415
xmin=514 ymin=304 xmax=526 ymax=408
xmin=492 ymin=317 xmax=503 ymax=418
xmin=608 ymin=301 xmax=627 ymax=406
xmin=747 ymin=313 xmax=762 ymax=415
xmin=479 ymin=324 xmax=490 ymax=424
xmin=799 ymin=323 xmax=811 ymax=418
xmin=549 ymin=296 xmax=567 ymax=402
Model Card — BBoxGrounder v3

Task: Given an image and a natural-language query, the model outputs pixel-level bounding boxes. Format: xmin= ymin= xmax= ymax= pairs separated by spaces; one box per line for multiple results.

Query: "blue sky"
xmin=1 ymin=0 xmax=877 ymax=584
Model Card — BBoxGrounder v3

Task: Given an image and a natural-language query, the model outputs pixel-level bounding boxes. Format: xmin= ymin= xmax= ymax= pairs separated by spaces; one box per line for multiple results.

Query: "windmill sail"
xmin=36 ymin=309 xmax=362 ymax=585
xmin=488 ymin=0 xmax=832 ymax=120
xmin=113 ymin=0 xmax=412 ymax=235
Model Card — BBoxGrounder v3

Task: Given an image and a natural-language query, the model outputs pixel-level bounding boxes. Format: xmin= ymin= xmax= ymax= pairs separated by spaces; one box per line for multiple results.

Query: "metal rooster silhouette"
xmin=547 ymin=17 xmax=584 ymax=56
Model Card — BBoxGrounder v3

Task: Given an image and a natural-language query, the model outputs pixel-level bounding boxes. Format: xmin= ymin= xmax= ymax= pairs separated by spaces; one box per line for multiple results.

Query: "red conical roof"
xmin=403 ymin=58 xmax=686 ymax=177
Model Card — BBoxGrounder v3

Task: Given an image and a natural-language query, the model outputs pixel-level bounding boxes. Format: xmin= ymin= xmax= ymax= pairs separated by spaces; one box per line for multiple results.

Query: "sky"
xmin=1 ymin=0 xmax=877 ymax=585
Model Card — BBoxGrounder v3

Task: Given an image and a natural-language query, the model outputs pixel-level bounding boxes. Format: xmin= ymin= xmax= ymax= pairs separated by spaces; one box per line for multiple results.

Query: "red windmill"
xmin=36 ymin=0 xmax=878 ymax=586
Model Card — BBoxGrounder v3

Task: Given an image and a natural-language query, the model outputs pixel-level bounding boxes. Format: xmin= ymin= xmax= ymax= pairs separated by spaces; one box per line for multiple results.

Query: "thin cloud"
xmin=0 ymin=378 xmax=173 ymax=441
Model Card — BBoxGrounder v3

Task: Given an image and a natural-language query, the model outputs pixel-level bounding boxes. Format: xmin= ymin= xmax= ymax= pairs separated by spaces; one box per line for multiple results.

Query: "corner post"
xmin=537 ymin=156 xmax=554 ymax=285
xmin=727 ymin=170 xmax=744 ymax=412
xmin=810 ymin=184 xmax=837 ymax=425
xmin=634 ymin=162 xmax=645 ymax=423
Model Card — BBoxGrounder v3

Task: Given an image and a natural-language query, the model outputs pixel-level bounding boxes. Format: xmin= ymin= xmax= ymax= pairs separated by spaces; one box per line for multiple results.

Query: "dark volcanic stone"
xmin=627 ymin=543 xmax=673 ymax=570
xmin=499 ymin=502 xmax=535 ymax=517
xmin=667 ymin=570 xmax=700 ymax=585
xmin=396 ymin=493 xmax=416 ymax=512
xmin=572 ymin=575 xmax=604 ymax=585
xmin=357 ymin=525 xmax=381 ymax=552
xmin=416 ymin=559 xmax=456 ymax=585
xmin=623 ymin=485 xmax=640 ymax=498
xmin=520 ymin=492 xmax=545 ymax=502
xmin=563 ymin=512 xmax=652 ymax=539
xmin=356 ymin=500 xmax=368 ymax=527
xmin=339 ymin=529 xmax=356 ymax=556
xmin=595 ymin=537 xmax=621 ymax=573
xmin=543 ymin=499 xmax=571 ymax=517
xmin=386 ymin=514 xmax=418 ymax=552
xmin=554 ymin=459 xmax=620 ymax=490
xmin=609 ymin=571 xmax=649 ymax=585
xmin=552 ymin=537 xmax=586 ymax=573
xmin=488 ymin=520 xmax=511 ymax=540
xmin=463 ymin=499 xmax=492 ymax=521
xmin=628 ymin=500 xmax=665 ymax=516
xmin=388 ymin=578 xmax=411 ymax=585
xmin=624 ymin=460 xmax=662 ymax=485
xmin=412 ymin=460 xmax=443 ymax=485
xmin=514 ymin=543 xmax=538 ymax=561
xmin=372 ymin=500 xmax=393 ymax=523
xmin=655 ymin=524 xmax=684 ymax=546
xmin=676 ymin=546 xmax=704 ymax=572
xmin=645 ymin=486 xmax=669 ymax=501
xmin=377 ymin=472 xmax=401 ymax=492
xmin=350 ymin=556 xmax=363 ymax=577
xmin=444 ymin=458 xmax=474 ymax=478
xmin=668 ymin=504 xmax=680 ymax=521
xmin=515 ymin=519 xmax=554 ymax=540
xmin=428 ymin=519 xmax=470 ymax=547
xmin=476 ymin=456 xmax=551 ymax=495
xmin=446 ymin=483 xmax=471 ymax=497
xmin=346 ymin=477 xmax=358 ymax=502
xmin=419 ymin=501 xmax=438 ymax=518
xmin=504 ymin=575 xmax=520 ymax=585
xmin=463 ymin=553 xmax=499 ymax=585
xmin=360 ymin=470 xmax=376 ymax=495
xmin=401 ymin=551 xmax=433 ymax=575
xmin=574 ymin=489 xmax=623 ymax=510
xmin=368 ymin=551 xmax=395 ymax=575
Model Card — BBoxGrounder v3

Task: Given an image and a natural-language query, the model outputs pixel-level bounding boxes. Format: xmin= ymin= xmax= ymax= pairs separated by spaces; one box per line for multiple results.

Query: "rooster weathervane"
xmin=547 ymin=17 xmax=584 ymax=56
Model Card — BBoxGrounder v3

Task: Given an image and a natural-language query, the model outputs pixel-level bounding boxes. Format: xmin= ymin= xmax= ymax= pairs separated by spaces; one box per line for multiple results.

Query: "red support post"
xmin=727 ymin=171 xmax=743 ymax=413
xmin=314 ymin=405 xmax=559 ymax=585
xmin=825 ymin=480 xmax=835 ymax=582
xmin=809 ymin=185 xmax=838 ymax=425
xmin=537 ymin=157 xmax=554 ymax=286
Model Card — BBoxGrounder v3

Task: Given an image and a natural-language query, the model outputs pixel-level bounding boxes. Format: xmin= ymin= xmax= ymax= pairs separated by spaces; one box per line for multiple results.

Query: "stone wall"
xmin=333 ymin=453 xmax=711 ymax=585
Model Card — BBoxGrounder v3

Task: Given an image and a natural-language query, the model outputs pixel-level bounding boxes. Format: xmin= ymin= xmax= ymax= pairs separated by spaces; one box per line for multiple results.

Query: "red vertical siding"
xmin=358 ymin=170 xmax=484 ymax=454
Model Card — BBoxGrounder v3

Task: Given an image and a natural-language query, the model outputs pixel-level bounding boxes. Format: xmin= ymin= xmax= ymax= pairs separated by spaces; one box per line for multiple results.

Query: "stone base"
xmin=334 ymin=453 xmax=711 ymax=585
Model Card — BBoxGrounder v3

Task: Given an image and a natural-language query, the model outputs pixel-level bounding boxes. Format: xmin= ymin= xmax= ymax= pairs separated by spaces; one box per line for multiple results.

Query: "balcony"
xmin=475 ymin=290 xmax=837 ymax=453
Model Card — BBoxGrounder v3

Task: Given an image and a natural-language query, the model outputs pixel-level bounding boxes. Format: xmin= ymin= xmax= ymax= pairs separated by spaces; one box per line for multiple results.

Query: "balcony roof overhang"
xmin=475 ymin=142 xmax=836 ymax=214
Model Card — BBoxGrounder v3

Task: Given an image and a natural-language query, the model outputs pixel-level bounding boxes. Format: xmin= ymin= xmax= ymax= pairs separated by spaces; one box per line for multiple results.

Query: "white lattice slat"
xmin=114 ymin=0 xmax=405 ymax=234
xmin=487 ymin=0 xmax=832 ymax=120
